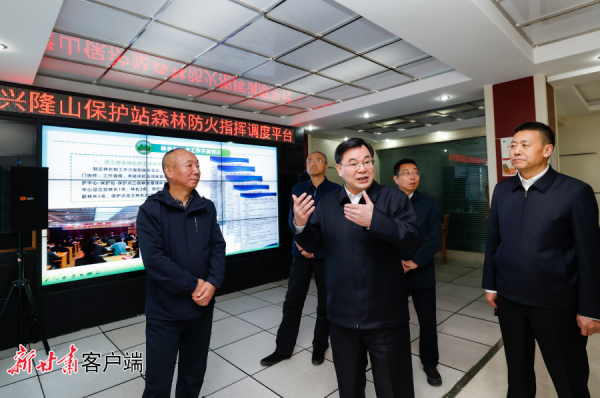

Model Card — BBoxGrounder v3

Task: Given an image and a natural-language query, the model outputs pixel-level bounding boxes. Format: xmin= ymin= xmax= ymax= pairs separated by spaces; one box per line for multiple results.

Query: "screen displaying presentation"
xmin=41 ymin=125 xmax=279 ymax=286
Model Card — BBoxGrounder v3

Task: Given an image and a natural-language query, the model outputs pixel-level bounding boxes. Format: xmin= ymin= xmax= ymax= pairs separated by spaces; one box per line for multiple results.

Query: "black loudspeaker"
xmin=1 ymin=167 xmax=49 ymax=233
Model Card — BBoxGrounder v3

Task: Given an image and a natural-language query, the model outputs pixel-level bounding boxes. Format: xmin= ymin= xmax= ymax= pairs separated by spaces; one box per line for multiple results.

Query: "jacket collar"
xmin=410 ymin=190 xmax=422 ymax=201
xmin=305 ymin=176 xmax=330 ymax=191
xmin=157 ymin=183 xmax=207 ymax=211
xmin=511 ymin=164 xmax=557 ymax=193
xmin=338 ymin=180 xmax=382 ymax=205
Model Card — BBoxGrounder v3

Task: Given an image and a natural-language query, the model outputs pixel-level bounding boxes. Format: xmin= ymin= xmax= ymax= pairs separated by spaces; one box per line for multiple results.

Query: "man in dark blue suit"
xmin=394 ymin=159 xmax=443 ymax=387
xmin=483 ymin=121 xmax=600 ymax=397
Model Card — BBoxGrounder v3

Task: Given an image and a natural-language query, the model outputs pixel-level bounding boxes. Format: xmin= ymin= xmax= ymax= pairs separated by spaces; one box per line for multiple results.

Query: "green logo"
xmin=135 ymin=140 xmax=152 ymax=155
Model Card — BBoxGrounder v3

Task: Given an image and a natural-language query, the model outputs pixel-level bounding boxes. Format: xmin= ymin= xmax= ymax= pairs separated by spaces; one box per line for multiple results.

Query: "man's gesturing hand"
xmin=193 ymin=281 xmax=216 ymax=306
xmin=292 ymin=192 xmax=315 ymax=227
xmin=344 ymin=191 xmax=374 ymax=228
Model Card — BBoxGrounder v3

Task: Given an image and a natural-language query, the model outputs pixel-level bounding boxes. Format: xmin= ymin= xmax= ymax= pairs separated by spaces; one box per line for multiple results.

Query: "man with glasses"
xmin=293 ymin=138 xmax=421 ymax=398
xmin=393 ymin=159 xmax=443 ymax=387
xmin=261 ymin=151 xmax=341 ymax=367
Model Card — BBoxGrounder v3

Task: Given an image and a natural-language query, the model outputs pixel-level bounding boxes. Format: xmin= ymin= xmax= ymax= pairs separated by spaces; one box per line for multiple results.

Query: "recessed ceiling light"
xmin=363 ymin=113 xmax=371 ymax=118
xmin=456 ymin=118 xmax=462 ymax=121
xmin=222 ymin=105 xmax=228 ymax=108
xmin=358 ymin=130 xmax=364 ymax=132
xmin=281 ymin=116 xmax=286 ymax=118
xmin=254 ymin=111 xmax=260 ymax=114
xmin=439 ymin=95 xmax=451 ymax=101
xmin=398 ymin=128 xmax=405 ymax=131
xmin=306 ymin=126 xmax=314 ymax=131
xmin=344 ymin=137 xmax=348 ymax=141
xmin=188 ymin=94 xmax=193 ymax=97
xmin=373 ymin=132 xmax=382 ymax=135
xmin=409 ymin=120 xmax=416 ymax=123
xmin=478 ymin=106 xmax=485 ymax=110
xmin=144 ymin=90 xmax=150 ymax=93
xmin=425 ymin=124 xmax=432 ymax=126
xmin=444 ymin=149 xmax=447 ymax=152
xmin=386 ymin=139 xmax=390 ymax=142
xmin=247 ymin=96 xmax=253 ymax=99
xmin=336 ymin=100 xmax=343 ymax=103
xmin=0 ymin=44 xmax=7 ymax=50
xmin=371 ymin=90 xmax=378 ymax=93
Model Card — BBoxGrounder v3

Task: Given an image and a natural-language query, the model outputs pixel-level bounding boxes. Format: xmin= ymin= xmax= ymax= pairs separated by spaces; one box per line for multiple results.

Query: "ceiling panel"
xmin=196 ymin=91 xmax=245 ymax=106
xmin=576 ymin=81 xmax=600 ymax=102
xmin=353 ymin=70 xmax=412 ymax=91
xmin=499 ymin=0 xmax=592 ymax=24
xmin=37 ymin=57 xmax=105 ymax=83
xmin=44 ymin=32 xmax=125 ymax=68
xmin=267 ymin=0 xmax=358 ymax=35
xmin=521 ymin=4 xmax=600 ymax=45
xmin=158 ymin=0 xmax=259 ymax=41
xmin=225 ymin=18 xmax=313 ymax=57
xmin=389 ymin=122 xmax=423 ymax=129
xmin=446 ymin=109 xmax=485 ymax=119
xmin=55 ymin=0 xmax=148 ymax=47
xmin=240 ymin=0 xmax=281 ymax=11
xmin=254 ymin=88 xmax=307 ymax=104
xmin=230 ymin=99 xmax=277 ymax=111
xmin=397 ymin=58 xmax=452 ymax=79
xmin=194 ymin=44 xmax=269 ymax=76
xmin=319 ymin=57 xmax=386 ymax=82
xmin=170 ymin=65 xmax=236 ymax=90
xmin=288 ymin=96 xmax=334 ymax=110
xmin=95 ymin=0 xmax=166 ymax=18
xmin=113 ymin=50 xmax=184 ymax=80
xmin=278 ymin=40 xmax=354 ymax=71
xmin=283 ymin=74 xmax=341 ymax=93
xmin=215 ymin=77 xmax=274 ymax=97
xmin=100 ymin=70 xmax=160 ymax=92
xmin=324 ymin=18 xmax=397 ymax=53
xmin=348 ymin=123 xmax=379 ymax=130
xmin=318 ymin=85 xmax=369 ymax=100
xmin=151 ymin=82 xmax=208 ymax=100
xmin=132 ymin=23 xmax=216 ymax=63
xmin=243 ymin=61 xmax=308 ymax=85
xmin=364 ymin=40 xmax=428 ymax=67
xmin=262 ymin=106 xmax=305 ymax=116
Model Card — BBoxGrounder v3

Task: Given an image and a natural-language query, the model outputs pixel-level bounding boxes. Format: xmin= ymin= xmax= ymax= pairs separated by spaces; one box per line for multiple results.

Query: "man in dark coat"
xmin=293 ymin=138 xmax=421 ymax=398
xmin=483 ymin=121 xmax=600 ymax=397
xmin=394 ymin=159 xmax=443 ymax=386
xmin=137 ymin=148 xmax=226 ymax=398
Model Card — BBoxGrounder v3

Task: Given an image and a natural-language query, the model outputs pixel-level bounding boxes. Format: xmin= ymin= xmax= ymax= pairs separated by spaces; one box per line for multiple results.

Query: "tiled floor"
xmin=1 ymin=255 xmax=598 ymax=397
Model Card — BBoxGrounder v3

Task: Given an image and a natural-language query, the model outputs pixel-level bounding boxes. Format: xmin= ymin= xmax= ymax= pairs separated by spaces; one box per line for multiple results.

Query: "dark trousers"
xmin=329 ymin=322 xmax=414 ymax=398
xmin=496 ymin=295 xmax=590 ymax=398
xmin=276 ymin=256 xmax=329 ymax=356
xmin=143 ymin=304 xmax=213 ymax=398
xmin=411 ymin=287 xmax=439 ymax=368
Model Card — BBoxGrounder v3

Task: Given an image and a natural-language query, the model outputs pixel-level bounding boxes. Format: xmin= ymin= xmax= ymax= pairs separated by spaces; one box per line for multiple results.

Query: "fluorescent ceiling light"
xmin=439 ymin=95 xmax=450 ymax=101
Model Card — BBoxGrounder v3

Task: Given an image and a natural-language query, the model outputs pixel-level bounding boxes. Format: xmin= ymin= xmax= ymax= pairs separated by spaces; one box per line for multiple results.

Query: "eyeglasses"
xmin=339 ymin=159 xmax=376 ymax=170
xmin=306 ymin=159 xmax=325 ymax=164
xmin=396 ymin=171 xmax=421 ymax=177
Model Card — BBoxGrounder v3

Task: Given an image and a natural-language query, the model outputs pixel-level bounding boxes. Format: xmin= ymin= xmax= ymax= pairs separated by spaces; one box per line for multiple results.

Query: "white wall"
xmin=307 ymin=136 xmax=345 ymax=186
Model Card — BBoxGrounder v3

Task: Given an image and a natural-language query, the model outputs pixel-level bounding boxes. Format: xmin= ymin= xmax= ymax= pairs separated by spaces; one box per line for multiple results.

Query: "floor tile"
xmin=250 ymin=287 xmax=288 ymax=304
xmin=476 ymin=295 xmax=487 ymax=303
xmin=306 ymin=345 xmax=333 ymax=363
xmin=209 ymin=317 xmax=262 ymax=350
xmin=236 ymin=305 xmax=283 ymax=330
xmin=437 ymin=283 xmax=484 ymax=300
xmin=434 ymin=271 xmax=462 ymax=283
xmin=272 ymin=279 xmax=289 ymax=286
xmin=438 ymin=314 xmax=502 ymax=346
xmin=328 ymin=380 xmax=376 ymax=398
xmin=409 ymin=323 xmax=420 ymax=342
xmin=208 ymin=377 xmax=280 ymax=398
xmin=412 ymin=354 xmax=465 ymax=397
xmin=458 ymin=301 xmax=499 ymax=323
xmin=435 ymin=293 xmax=472 ymax=312
xmin=122 ymin=343 xmax=147 ymax=375
xmin=215 ymin=331 xmax=301 ymax=375
xmin=408 ymin=302 xmax=454 ymax=326
xmin=104 ymin=322 xmax=146 ymax=350
xmin=0 ymin=346 xmax=23 ymax=361
xmin=0 ymin=354 xmax=37 ymax=388
xmin=484 ymin=347 xmax=508 ymax=373
xmin=241 ymin=283 xmax=280 ymax=294
xmin=215 ymin=291 xmax=246 ymax=303
xmin=87 ymin=377 xmax=145 ymax=397
xmin=435 ymin=281 xmax=447 ymax=288
xmin=301 ymin=294 xmax=319 ymax=315
xmin=31 ymin=327 xmax=103 ymax=350
xmin=465 ymin=268 xmax=484 ymax=278
xmin=451 ymin=275 xmax=483 ymax=288
xmin=198 ymin=352 xmax=247 ymax=397
xmin=307 ymin=279 xmax=318 ymax=294
xmin=254 ymin=350 xmax=338 ymax=398
xmin=408 ymin=301 xmax=418 ymax=325
xmin=435 ymin=264 xmax=474 ymax=275
xmin=213 ymin=308 xmax=231 ymax=322
xmin=0 ymin=376 xmax=44 ymax=398
xmin=99 ymin=315 xmax=146 ymax=332
xmin=413 ymin=332 xmax=490 ymax=372
xmin=215 ymin=295 xmax=271 ymax=315
xmin=447 ymin=259 xmax=483 ymax=269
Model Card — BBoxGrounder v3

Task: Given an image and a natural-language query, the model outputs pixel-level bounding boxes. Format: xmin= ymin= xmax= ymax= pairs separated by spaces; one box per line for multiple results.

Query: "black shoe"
xmin=260 ymin=352 xmax=290 ymax=366
xmin=311 ymin=351 xmax=325 ymax=365
xmin=424 ymin=366 xmax=442 ymax=386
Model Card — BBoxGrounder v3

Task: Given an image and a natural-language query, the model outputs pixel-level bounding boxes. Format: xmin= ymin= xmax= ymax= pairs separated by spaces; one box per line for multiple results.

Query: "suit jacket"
xmin=295 ymin=180 xmax=421 ymax=330
xmin=402 ymin=191 xmax=442 ymax=289
xmin=483 ymin=166 xmax=600 ymax=319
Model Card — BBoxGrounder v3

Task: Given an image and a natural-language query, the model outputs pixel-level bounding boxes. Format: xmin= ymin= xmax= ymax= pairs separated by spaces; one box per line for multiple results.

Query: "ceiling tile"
xmin=288 ymin=96 xmax=334 ymax=110
xmin=254 ymin=88 xmax=307 ymax=104
xmin=364 ymin=40 xmax=428 ymax=67
xmin=318 ymin=85 xmax=370 ymax=100
xmin=353 ymin=70 xmax=412 ymax=91
xmin=390 ymin=122 xmax=423 ymax=129
xmin=262 ymin=106 xmax=305 ymax=116
xmin=446 ymin=109 xmax=485 ymax=119
xmin=113 ymin=50 xmax=184 ymax=80
xmin=95 ymin=0 xmax=166 ymax=18
xmin=283 ymin=74 xmax=340 ymax=94
xmin=575 ymin=81 xmax=600 ymax=102
xmin=196 ymin=91 xmax=245 ymax=106
xmin=151 ymin=82 xmax=208 ymax=99
xmin=132 ymin=23 xmax=216 ymax=63
xmin=225 ymin=18 xmax=313 ymax=57
xmin=373 ymin=127 xmax=396 ymax=133
xmin=243 ymin=62 xmax=308 ymax=85
xmin=278 ymin=40 xmax=354 ymax=71
xmin=349 ymin=123 xmax=378 ymax=130
xmin=100 ymin=70 xmax=160 ymax=91
xmin=324 ymin=18 xmax=397 ymax=53
xmin=499 ymin=0 xmax=591 ymax=25
xmin=194 ymin=44 xmax=269 ymax=75
xmin=397 ymin=58 xmax=452 ymax=79
xmin=240 ymin=0 xmax=281 ymax=11
xmin=37 ymin=57 xmax=105 ymax=83
xmin=230 ymin=99 xmax=277 ymax=111
xmin=158 ymin=0 xmax=259 ymax=41
xmin=215 ymin=77 xmax=274 ymax=97
xmin=45 ymin=32 xmax=125 ymax=68
xmin=55 ymin=0 xmax=148 ymax=46
xmin=319 ymin=57 xmax=386 ymax=82
xmin=170 ymin=65 xmax=236 ymax=90
xmin=267 ymin=0 xmax=358 ymax=35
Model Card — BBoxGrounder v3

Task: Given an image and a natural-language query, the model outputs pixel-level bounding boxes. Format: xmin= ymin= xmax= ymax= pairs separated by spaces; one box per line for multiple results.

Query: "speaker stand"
xmin=0 ymin=232 xmax=50 ymax=355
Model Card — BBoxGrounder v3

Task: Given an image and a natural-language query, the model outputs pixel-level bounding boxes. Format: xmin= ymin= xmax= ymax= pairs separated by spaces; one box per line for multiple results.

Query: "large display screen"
xmin=41 ymin=126 xmax=278 ymax=286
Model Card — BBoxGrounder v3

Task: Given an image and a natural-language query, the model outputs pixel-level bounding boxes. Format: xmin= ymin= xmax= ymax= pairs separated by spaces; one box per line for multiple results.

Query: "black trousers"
xmin=496 ymin=295 xmax=590 ymax=398
xmin=143 ymin=304 xmax=213 ymax=398
xmin=329 ymin=321 xmax=414 ymax=398
xmin=276 ymin=256 xmax=329 ymax=356
xmin=411 ymin=287 xmax=439 ymax=368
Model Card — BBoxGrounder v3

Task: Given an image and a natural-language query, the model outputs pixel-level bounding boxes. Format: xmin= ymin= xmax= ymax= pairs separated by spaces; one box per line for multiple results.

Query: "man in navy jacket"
xmin=395 ymin=159 xmax=443 ymax=387
xmin=137 ymin=148 xmax=226 ymax=398
xmin=293 ymin=138 xmax=421 ymax=398
xmin=483 ymin=121 xmax=600 ymax=397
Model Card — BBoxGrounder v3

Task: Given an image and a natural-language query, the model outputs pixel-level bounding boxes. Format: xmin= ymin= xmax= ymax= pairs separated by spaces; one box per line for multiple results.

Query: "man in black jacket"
xmin=394 ymin=159 xmax=443 ymax=387
xmin=137 ymin=148 xmax=226 ymax=398
xmin=483 ymin=121 xmax=600 ymax=397
xmin=293 ymin=138 xmax=421 ymax=398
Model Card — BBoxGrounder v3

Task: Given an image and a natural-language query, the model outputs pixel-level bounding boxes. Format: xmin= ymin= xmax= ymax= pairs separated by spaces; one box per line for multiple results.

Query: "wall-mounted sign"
xmin=448 ymin=154 xmax=487 ymax=165
xmin=499 ymin=137 xmax=516 ymax=176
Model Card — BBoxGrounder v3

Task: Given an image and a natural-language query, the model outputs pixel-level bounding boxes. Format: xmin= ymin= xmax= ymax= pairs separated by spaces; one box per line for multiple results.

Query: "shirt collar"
xmin=344 ymin=185 xmax=364 ymax=202
xmin=307 ymin=177 xmax=329 ymax=191
xmin=517 ymin=163 xmax=549 ymax=187
xmin=409 ymin=192 xmax=414 ymax=199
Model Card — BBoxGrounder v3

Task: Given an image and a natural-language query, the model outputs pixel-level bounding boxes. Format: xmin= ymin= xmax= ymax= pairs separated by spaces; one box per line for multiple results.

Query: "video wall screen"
xmin=41 ymin=125 xmax=279 ymax=286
